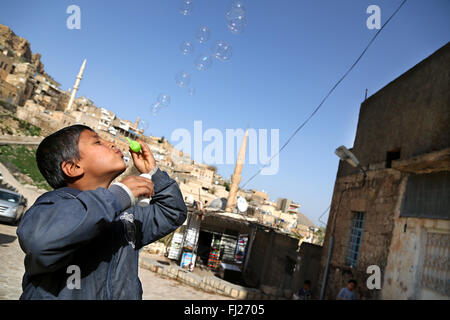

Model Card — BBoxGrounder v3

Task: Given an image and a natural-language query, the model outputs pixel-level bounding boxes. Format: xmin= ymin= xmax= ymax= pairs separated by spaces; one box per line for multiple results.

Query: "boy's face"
xmin=304 ymin=284 xmax=311 ymax=290
xmin=347 ymin=282 xmax=355 ymax=291
xmin=77 ymin=130 xmax=126 ymax=179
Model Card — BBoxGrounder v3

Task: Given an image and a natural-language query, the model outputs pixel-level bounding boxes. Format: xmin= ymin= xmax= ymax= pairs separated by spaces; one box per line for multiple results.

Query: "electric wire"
xmin=240 ymin=0 xmax=407 ymax=189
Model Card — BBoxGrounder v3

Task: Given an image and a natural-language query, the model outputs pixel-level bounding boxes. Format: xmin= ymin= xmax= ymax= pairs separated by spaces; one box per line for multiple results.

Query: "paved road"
xmin=0 ymin=223 xmax=230 ymax=300
xmin=0 ymin=223 xmax=24 ymax=299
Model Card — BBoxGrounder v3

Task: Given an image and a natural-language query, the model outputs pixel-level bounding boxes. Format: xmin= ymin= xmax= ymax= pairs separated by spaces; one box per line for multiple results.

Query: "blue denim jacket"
xmin=16 ymin=169 xmax=187 ymax=300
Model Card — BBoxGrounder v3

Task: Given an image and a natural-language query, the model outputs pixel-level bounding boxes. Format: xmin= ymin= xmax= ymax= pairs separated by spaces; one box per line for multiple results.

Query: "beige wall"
xmin=383 ymin=196 xmax=450 ymax=300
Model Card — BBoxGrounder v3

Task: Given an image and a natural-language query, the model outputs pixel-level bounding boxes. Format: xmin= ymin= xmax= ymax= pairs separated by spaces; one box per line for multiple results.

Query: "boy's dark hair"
xmin=348 ymin=279 xmax=357 ymax=285
xmin=304 ymin=280 xmax=311 ymax=285
xmin=36 ymin=125 xmax=94 ymax=189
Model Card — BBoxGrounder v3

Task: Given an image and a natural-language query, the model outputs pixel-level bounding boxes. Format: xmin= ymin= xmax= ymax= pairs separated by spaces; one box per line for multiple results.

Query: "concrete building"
xmin=319 ymin=43 xmax=450 ymax=300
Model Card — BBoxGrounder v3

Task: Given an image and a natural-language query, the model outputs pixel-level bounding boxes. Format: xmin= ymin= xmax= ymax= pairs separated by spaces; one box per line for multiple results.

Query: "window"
xmin=401 ymin=171 xmax=450 ymax=220
xmin=345 ymin=211 xmax=365 ymax=268
xmin=421 ymin=232 xmax=450 ymax=296
xmin=386 ymin=149 xmax=401 ymax=168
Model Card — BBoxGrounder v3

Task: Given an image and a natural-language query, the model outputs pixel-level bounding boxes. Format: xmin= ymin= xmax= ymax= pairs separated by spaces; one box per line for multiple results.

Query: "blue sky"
xmin=1 ymin=0 xmax=449 ymax=225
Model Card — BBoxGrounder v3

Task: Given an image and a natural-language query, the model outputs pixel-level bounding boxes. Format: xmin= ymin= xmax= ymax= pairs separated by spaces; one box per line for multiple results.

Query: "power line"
xmin=241 ymin=0 xmax=407 ymax=189
xmin=318 ymin=204 xmax=331 ymax=227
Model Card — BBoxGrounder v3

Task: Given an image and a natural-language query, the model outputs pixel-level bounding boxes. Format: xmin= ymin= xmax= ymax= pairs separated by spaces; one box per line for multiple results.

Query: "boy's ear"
xmin=61 ymin=160 xmax=84 ymax=178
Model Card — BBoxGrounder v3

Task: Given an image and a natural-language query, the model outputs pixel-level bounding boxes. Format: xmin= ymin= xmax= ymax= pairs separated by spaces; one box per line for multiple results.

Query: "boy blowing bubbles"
xmin=16 ymin=125 xmax=187 ymax=300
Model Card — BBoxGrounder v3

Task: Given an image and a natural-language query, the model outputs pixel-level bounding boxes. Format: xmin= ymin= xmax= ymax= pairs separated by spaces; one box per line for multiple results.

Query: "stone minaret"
xmin=66 ymin=59 xmax=86 ymax=112
xmin=225 ymin=128 xmax=249 ymax=212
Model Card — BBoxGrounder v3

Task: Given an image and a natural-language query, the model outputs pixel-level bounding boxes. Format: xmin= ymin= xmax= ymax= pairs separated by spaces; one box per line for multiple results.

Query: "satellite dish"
xmin=186 ymin=195 xmax=194 ymax=204
xmin=237 ymin=196 xmax=248 ymax=213
xmin=209 ymin=197 xmax=227 ymax=210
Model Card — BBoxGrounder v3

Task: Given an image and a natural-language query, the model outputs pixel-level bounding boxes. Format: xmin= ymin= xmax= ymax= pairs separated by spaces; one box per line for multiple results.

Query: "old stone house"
xmin=319 ymin=43 xmax=449 ymax=300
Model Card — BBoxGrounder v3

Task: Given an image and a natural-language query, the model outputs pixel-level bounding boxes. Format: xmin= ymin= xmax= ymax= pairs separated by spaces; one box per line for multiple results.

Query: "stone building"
xmin=6 ymin=73 xmax=35 ymax=106
xmin=16 ymin=100 xmax=74 ymax=134
xmin=319 ymin=43 xmax=450 ymax=300
xmin=0 ymin=49 xmax=14 ymax=80
xmin=0 ymin=79 xmax=19 ymax=104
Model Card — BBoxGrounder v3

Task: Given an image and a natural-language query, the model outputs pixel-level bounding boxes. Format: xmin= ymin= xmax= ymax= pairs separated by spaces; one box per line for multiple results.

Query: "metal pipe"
xmin=320 ymin=235 xmax=334 ymax=300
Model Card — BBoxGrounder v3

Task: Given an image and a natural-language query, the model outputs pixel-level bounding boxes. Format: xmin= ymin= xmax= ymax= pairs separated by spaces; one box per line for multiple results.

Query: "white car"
xmin=0 ymin=188 xmax=27 ymax=225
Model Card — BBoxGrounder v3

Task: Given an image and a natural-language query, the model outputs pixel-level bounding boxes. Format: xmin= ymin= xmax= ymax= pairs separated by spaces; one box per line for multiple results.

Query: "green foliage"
xmin=0 ymin=112 xmax=41 ymax=136
xmin=0 ymin=145 xmax=51 ymax=191
xmin=17 ymin=119 xmax=41 ymax=136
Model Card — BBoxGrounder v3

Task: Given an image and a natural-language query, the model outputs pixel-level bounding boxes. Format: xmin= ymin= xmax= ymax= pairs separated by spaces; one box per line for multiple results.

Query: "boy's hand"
xmin=130 ymin=139 xmax=156 ymax=174
xmin=120 ymin=176 xmax=154 ymax=198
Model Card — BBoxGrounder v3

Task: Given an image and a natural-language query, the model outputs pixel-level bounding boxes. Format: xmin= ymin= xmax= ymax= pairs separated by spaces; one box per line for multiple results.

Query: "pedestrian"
xmin=337 ymin=279 xmax=358 ymax=300
xmin=293 ymin=280 xmax=313 ymax=300
xmin=16 ymin=125 xmax=187 ymax=299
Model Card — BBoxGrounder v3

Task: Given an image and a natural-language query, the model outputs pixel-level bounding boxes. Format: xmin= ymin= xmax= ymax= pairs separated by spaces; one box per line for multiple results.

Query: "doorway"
xmin=197 ymin=231 xmax=213 ymax=266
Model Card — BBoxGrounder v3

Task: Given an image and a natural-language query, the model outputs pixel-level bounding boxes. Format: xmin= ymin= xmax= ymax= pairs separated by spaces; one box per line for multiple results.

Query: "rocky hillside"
xmin=0 ymin=24 xmax=58 ymax=86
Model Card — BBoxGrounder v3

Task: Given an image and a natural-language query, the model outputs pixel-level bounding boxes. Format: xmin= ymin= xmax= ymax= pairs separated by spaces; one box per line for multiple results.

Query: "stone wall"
xmin=319 ymin=168 xmax=405 ymax=300
xmin=244 ymin=228 xmax=300 ymax=298
xmin=339 ymin=43 xmax=450 ymax=178
xmin=293 ymin=242 xmax=323 ymax=299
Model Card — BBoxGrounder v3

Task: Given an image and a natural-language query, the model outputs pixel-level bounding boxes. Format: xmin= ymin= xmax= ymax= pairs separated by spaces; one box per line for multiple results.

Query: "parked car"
xmin=0 ymin=188 xmax=27 ymax=225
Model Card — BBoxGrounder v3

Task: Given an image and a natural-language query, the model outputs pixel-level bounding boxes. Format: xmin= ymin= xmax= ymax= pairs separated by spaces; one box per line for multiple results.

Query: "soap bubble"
xmin=194 ymin=54 xmax=213 ymax=71
xmin=212 ymin=41 xmax=232 ymax=62
xmin=195 ymin=26 xmax=210 ymax=43
xmin=179 ymin=0 xmax=194 ymax=16
xmin=226 ymin=7 xmax=246 ymax=22
xmin=180 ymin=41 xmax=194 ymax=55
xmin=138 ymin=119 xmax=149 ymax=131
xmin=188 ymin=88 xmax=196 ymax=96
xmin=227 ymin=17 xmax=247 ymax=34
xmin=152 ymin=102 xmax=164 ymax=116
xmin=226 ymin=1 xmax=247 ymax=34
xmin=175 ymin=71 xmax=191 ymax=87
xmin=157 ymin=93 xmax=171 ymax=106
xmin=231 ymin=0 xmax=245 ymax=9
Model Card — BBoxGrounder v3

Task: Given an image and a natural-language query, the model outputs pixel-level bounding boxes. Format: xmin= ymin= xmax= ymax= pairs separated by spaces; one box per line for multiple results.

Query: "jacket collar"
xmin=56 ymin=186 xmax=83 ymax=198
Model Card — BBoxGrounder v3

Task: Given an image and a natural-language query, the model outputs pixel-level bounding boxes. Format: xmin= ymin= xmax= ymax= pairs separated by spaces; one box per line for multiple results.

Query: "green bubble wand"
xmin=126 ymin=137 xmax=141 ymax=153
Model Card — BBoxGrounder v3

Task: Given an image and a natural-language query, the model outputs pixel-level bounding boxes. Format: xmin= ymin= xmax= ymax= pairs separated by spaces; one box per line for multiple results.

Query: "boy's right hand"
xmin=120 ymin=176 xmax=154 ymax=198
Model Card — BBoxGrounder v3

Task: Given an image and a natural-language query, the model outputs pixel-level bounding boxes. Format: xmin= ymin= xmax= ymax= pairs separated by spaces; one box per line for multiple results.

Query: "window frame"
xmin=345 ymin=211 xmax=366 ymax=268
